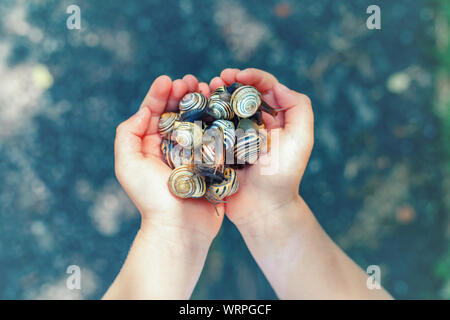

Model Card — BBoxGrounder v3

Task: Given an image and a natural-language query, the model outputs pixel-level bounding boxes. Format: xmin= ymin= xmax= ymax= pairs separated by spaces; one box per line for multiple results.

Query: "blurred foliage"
xmin=432 ymin=0 xmax=450 ymax=299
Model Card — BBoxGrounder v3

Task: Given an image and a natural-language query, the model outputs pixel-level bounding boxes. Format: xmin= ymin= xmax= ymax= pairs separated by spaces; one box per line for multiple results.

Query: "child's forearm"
xmin=102 ymin=226 xmax=211 ymax=300
xmin=236 ymin=196 xmax=393 ymax=300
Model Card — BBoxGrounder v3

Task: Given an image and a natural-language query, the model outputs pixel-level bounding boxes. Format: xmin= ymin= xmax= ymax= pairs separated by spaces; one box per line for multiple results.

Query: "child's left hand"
xmin=114 ymin=75 xmax=224 ymax=247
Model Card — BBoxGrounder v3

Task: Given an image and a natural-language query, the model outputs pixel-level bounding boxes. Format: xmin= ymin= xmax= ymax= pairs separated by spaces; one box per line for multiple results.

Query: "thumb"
xmin=273 ymin=83 xmax=314 ymax=152
xmin=114 ymin=106 xmax=151 ymax=163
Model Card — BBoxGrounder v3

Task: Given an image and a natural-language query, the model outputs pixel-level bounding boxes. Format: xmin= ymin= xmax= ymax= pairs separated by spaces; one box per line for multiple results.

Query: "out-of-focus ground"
xmin=0 ymin=0 xmax=448 ymax=299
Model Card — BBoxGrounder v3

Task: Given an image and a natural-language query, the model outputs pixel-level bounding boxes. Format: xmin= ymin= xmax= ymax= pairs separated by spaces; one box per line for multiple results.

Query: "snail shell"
xmin=205 ymin=167 xmax=239 ymax=202
xmin=158 ymin=112 xmax=179 ymax=137
xmin=257 ymin=123 xmax=271 ymax=154
xmin=210 ymin=120 xmax=235 ymax=151
xmin=172 ymin=121 xmax=203 ymax=149
xmin=202 ymin=143 xmax=216 ymax=165
xmin=161 ymin=139 xmax=193 ymax=169
xmin=179 ymin=92 xmax=208 ymax=114
xmin=168 ymin=165 xmax=206 ymax=198
xmin=201 ymin=143 xmax=225 ymax=170
xmin=235 ymin=119 xmax=261 ymax=164
xmin=210 ymin=85 xmax=231 ymax=102
xmin=230 ymin=85 xmax=261 ymax=118
xmin=207 ymin=99 xmax=234 ymax=120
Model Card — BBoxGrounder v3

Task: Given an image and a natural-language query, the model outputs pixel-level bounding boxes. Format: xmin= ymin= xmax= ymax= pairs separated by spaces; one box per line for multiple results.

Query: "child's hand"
xmin=106 ymin=75 xmax=223 ymax=299
xmin=209 ymin=68 xmax=314 ymax=231
xmin=115 ymin=75 xmax=224 ymax=246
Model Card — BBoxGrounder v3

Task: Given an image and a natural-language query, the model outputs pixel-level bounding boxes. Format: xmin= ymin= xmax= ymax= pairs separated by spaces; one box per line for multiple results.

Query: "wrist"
xmin=104 ymin=225 xmax=211 ymax=300
xmin=235 ymin=195 xmax=313 ymax=242
xmin=137 ymin=221 xmax=212 ymax=263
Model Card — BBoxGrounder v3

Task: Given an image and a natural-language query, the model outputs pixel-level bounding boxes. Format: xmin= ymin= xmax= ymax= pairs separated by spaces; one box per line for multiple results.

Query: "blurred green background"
xmin=0 ymin=0 xmax=448 ymax=299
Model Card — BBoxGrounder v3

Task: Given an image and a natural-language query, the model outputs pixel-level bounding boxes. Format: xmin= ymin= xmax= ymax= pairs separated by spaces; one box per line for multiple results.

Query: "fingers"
xmin=167 ymin=79 xmax=189 ymax=112
xmin=183 ymin=74 xmax=199 ymax=92
xmin=139 ymin=75 xmax=173 ymax=135
xmin=220 ymin=68 xmax=240 ymax=85
xmin=199 ymin=82 xmax=211 ymax=97
xmin=115 ymin=106 xmax=151 ymax=163
xmin=273 ymin=83 xmax=314 ymax=150
xmin=235 ymin=68 xmax=279 ymax=93
xmin=209 ymin=76 xmax=226 ymax=91
xmin=139 ymin=75 xmax=172 ymax=112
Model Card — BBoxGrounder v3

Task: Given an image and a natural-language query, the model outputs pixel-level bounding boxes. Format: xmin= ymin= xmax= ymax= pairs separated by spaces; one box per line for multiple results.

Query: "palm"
xmin=134 ymin=153 xmax=223 ymax=238
xmin=115 ymin=75 xmax=223 ymax=240
xmin=208 ymin=68 xmax=313 ymax=225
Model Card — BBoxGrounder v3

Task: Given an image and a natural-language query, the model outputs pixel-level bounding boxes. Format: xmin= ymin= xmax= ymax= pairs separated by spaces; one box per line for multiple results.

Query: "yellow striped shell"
xmin=202 ymin=143 xmax=217 ymax=165
xmin=258 ymin=126 xmax=271 ymax=154
xmin=210 ymin=85 xmax=231 ymax=102
xmin=168 ymin=165 xmax=206 ymax=198
xmin=207 ymin=99 xmax=234 ymax=120
xmin=161 ymin=139 xmax=193 ymax=169
xmin=158 ymin=112 xmax=179 ymax=137
xmin=171 ymin=121 xmax=203 ymax=149
xmin=205 ymin=167 xmax=239 ymax=202
xmin=230 ymin=85 xmax=261 ymax=118
xmin=179 ymin=92 xmax=208 ymax=114
xmin=210 ymin=120 xmax=235 ymax=151
xmin=235 ymin=119 xmax=261 ymax=164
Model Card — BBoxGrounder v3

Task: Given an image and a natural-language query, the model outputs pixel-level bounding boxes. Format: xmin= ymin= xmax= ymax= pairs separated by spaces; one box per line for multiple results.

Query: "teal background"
xmin=0 ymin=0 xmax=448 ymax=299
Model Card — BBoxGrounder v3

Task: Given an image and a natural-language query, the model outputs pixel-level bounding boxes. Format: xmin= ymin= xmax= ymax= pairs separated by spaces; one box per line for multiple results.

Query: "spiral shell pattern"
xmin=205 ymin=167 xmax=239 ymax=202
xmin=258 ymin=126 xmax=270 ymax=154
xmin=207 ymin=99 xmax=234 ymax=120
xmin=210 ymin=120 xmax=235 ymax=151
xmin=179 ymin=92 xmax=208 ymax=114
xmin=210 ymin=85 xmax=230 ymax=102
xmin=161 ymin=139 xmax=193 ymax=169
xmin=172 ymin=121 xmax=203 ymax=149
xmin=158 ymin=112 xmax=179 ymax=137
xmin=235 ymin=121 xmax=261 ymax=164
xmin=230 ymin=85 xmax=261 ymax=118
xmin=202 ymin=143 xmax=217 ymax=165
xmin=168 ymin=165 xmax=206 ymax=198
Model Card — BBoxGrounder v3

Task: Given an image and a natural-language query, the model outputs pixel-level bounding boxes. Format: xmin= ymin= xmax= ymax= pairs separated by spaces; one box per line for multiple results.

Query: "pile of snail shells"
xmin=158 ymin=83 xmax=277 ymax=206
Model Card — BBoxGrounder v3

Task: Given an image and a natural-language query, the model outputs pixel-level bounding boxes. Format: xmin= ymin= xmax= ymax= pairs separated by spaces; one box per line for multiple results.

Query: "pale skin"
xmin=103 ymin=69 xmax=393 ymax=300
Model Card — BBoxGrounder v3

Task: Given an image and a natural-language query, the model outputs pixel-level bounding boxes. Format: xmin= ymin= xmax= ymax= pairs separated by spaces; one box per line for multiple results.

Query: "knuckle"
xmin=300 ymin=93 xmax=312 ymax=107
xmin=115 ymin=122 xmax=126 ymax=136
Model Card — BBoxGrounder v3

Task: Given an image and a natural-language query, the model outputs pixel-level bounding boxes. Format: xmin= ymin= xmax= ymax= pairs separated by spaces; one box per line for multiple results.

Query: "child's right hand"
xmin=209 ymin=68 xmax=314 ymax=234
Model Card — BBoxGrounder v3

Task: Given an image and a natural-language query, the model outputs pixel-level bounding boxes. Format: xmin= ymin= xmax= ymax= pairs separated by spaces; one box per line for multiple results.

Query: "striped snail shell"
xmin=230 ymin=85 xmax=261 ymax=118
xmin=168 ymin=165 xmax=206 ymax=198
xmin=202 ymin=143 xmax=216 ymax=165
xmin=258 ymin=124 xmax=270 ymax=154
xmin=207 ymin=99 xmax=234 ymax=120
xmin=210 ymin=85 xmax=231 ymax=102
xmin=235 ymin=119 xmax=261 ymax=164
xmin=201 ymin=142 xmax=225 ymax=168
xmin=172 ymin=121 xmax=203 ymax=149
xmin=210 ymin=120 xmax=235 ymax=151
xmin=205 ymin=167 xmax=239 ymax=202
xmin=161 ymin=139 xmax=193 ymax=169
xmin=158 ymin=112 xmax=179 ymax=137
xmin=179 ymin=92 xmax=208 ymax=114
